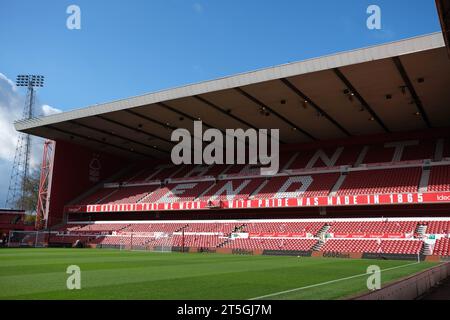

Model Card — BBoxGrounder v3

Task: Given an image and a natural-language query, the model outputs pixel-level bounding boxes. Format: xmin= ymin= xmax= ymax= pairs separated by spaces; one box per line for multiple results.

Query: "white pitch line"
xmin=248 ymin=261 xmax=420 ymax=300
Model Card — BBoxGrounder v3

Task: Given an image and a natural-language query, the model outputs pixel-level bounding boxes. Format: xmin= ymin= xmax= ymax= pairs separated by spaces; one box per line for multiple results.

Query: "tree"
xmin=14 ymin=169 xmax=40 ymax=214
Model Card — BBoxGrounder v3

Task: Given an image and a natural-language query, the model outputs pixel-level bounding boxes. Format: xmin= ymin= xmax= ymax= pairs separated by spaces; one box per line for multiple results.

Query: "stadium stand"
xmin=14 ymin=33 xmax=450 ymax=262
xmin=69 ymin=138 xmax=450 ymax=207
xmin=433 ymin=238 xmax=450 ymax=256
xmin=47 ymin=218 xmax=450 ymax=257
xmin=336 ymin=167 xmax=422 ymax=196
xmin=428 ymin=166 xmax=450 ymax=192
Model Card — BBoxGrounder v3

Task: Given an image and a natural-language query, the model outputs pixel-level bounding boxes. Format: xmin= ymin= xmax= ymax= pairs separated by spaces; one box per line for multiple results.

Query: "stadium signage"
xmin=65 ymin=191 xmax=450 ymax=213
xmin=171 ymin=121 xmax=280 ymax=175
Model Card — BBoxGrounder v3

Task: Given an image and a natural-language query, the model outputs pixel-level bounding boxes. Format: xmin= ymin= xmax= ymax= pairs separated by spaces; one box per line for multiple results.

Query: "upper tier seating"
xmin=286 ymin=146 xmax=363 ymax=169
xmin=252 ymin=173 xmax=339 ymax=199
xmin=428 ymin=166 xmax=450 ymax=192
xmin=336 ymin=167 xmax=421 ymax=196
xmin=444 ymin=140 xmax=450 ymax=159
xmin=99 ymin=186 xmax=158 ymax=204
xmin=141 ymin=181 xmax=215 ymax=203
xmin=362 ymin=140 xmax=434 ymax=164
xmin=76 ymin=188 xmax=117 ymax=205
xmin=116 ymin=138 xmax=446 ymax=183
xmin=198 ymin=179 xmax=266 ymax=202
xmin=72 ymin=137 xmax=450 ymax=207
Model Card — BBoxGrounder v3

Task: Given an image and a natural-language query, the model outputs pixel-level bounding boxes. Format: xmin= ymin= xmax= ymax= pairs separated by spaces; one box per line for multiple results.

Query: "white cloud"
xmin=42 ymin=104 xmax=62 ymax=116
xmin=0 ymin=73 xmax=23 ymax=163
xmin=193 ymin=2 xmax=204 ymax=14
xmin=0 ymin=73 xmax=58 ymax=206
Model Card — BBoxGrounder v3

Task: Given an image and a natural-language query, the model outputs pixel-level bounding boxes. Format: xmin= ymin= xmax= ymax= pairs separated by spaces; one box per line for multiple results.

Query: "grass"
xmin=0 ymin=248 xmax=437 ymax=300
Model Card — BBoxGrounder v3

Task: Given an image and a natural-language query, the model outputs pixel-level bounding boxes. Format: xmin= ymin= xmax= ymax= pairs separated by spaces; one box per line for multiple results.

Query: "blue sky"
xmin=0 ymin=0 xmax=442 ymax=207
xmin=0 ymin=0 xmax=441 ymax=112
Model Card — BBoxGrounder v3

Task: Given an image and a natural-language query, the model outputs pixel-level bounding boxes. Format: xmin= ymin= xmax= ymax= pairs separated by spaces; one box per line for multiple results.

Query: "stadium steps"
xmin=312 ymin=240 xmax=325 ymax=251
xmin=136 ymin=191 xmax=154 ymax=203
xmin=176 ymin=224 xmax=189 ymax=233
xmin=119 ymin=224 xmax=131 ymax=232
xmin=216 ymin=238 xmax=231 ymax=248
xmin=421 ymin=242 xmax=433 ymax=256
xmin=233 ymin=224 xmax=246 ymax=233
xmin=315 ymin=224 xmax=330 ymax=238
xmin=415 ymin=224 xmax=427 ymax=237
xmin=328 ymin=174 xmax=347 ymax=197
xmin=138 ymin=189 xmax=158 ymax=203
xmin=418 ymin=167 xmax=431 ymax=193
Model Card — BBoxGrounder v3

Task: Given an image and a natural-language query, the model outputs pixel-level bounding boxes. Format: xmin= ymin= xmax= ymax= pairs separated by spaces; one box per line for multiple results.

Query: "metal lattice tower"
xmin=5 ymin=75 xmax=45 ymax=210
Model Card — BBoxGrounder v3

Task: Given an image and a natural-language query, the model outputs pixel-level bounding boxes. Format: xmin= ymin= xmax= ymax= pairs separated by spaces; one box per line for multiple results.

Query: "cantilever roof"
xmin=437 ymin=0 xmax=450 ymax=55
xmin=15 ymin=33 xmax=450 ymax=159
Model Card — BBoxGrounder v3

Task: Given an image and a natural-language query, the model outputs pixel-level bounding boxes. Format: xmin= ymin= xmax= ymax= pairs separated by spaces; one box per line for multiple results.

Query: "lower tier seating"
xmin=50 ymin=219 xmax=450 ymax=256
xmin=433 ymin=238 xmax=450 ymax=256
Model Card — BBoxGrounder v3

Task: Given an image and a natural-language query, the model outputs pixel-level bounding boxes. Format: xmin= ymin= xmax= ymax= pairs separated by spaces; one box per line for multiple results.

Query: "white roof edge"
xmin=15 ymin=32 xmax=445 ymax=132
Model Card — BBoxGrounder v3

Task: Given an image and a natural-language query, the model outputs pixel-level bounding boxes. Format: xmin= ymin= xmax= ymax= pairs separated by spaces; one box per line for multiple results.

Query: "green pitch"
xmin=0 ymin=248 xmax=437 ymax=300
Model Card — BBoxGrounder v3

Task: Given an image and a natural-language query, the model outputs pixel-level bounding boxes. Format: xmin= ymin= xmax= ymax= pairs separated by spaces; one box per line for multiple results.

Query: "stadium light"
xmin=16 ymin=74 xmax=45 ymax=88
xmin=5 ymin=74 xmax=45 ymax=210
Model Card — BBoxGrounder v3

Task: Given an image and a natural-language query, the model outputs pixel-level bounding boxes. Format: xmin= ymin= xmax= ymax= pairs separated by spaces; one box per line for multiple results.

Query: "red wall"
xmin=48 ymin=140 xmax=128 ymax=226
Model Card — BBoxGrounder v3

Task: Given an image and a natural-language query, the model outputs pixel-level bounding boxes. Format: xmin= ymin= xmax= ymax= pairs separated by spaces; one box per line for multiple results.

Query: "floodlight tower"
xmin=5 ymin=75 xmax=45 ymax=210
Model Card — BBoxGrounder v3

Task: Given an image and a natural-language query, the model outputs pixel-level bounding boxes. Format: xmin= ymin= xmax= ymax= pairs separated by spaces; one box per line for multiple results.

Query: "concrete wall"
xmin=355 ymin=263 xmax=450 ymax=300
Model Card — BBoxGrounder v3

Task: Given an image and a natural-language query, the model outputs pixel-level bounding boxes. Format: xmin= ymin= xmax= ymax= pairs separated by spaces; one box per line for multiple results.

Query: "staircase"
xmin=418 ymin=168 xmax=431 ymax=193
xmin=312 ymin=240 xmax=325 ymax=251
xmin=176 ymin=224 xmax=189 ymax=233
xmin=138 ymin=190 xmax=157 ymax=203
xmin=119 ymin=224 xmax=131 ymax=232
xmin=315 ymin=224 xmax=331 ymax=238
xmin=233 ymin=224 xmax=246 ymax=233
xmin=216 ymin=238 xmax=231 ymax=248
xmin=328 ymin=174 xmax=347 ymax=197
xmin=421 ymin=242 xmax=433 ymax=256
xmin=415 ymin=224 xmax=427 ymax=237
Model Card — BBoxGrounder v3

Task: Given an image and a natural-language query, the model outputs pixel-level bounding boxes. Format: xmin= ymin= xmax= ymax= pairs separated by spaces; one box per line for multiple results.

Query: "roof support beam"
xmin=392 ymin=57 xmax=432 ymax=128
xmin=436 ymin=0 xmax=450 ymax=57
xmin=96 ymin=115 xmax=175 ymax=145
xmin=280 ymin=78 xmax=351 ymax=137
xmin=157 ymin=102 xmax=217 ymax=130
xmin=124 ymin=109 xmax=177 ymax=131
xmin=333 ymin=68 xmax=390 ymax=133
xmin=45 ymin=125 xmax=152 ymax=157
xmin=158 ymin=101 xmax=285 ymax=146
xmin=193 ymin=95 xmax=259 ymax=131
xmin=69 ymin=120 xmax=170 ymax=155
xmin=234 ymin=87 xmax=316 ymax=141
